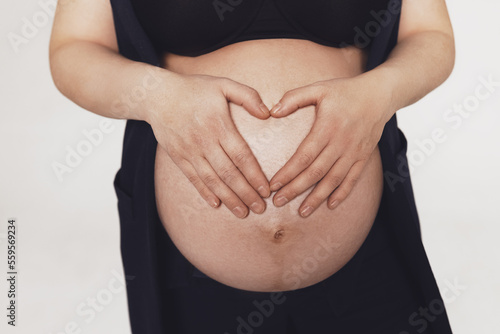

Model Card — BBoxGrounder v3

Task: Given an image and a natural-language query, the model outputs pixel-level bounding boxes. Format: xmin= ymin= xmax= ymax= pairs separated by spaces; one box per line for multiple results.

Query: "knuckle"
xmin=305 ymin=189 xmax=323 ymax=204
xmin=346 ymin=177 xmax=359 ymax=190
xmin=247 ymin=87 xmax=260 ymax=99
xmin=166 ymin=148 xmax=180 ymax=161
xmin=217 ymin=126 xmax=231 ymax=140
xmin=217 ymin=76 xmax=232 ymax=89
xmin=281 ymin=89 xmax=293 ymax=100
xmin=308 ymin=195 xmax=325 ymax=207
xmin=285 ymin=187 xmax=300 ymax=200
xmin=220 ymin=76 xmax=231 ymax=84
xmin=219 ymin=166 xmax=237 ymax=183
xmin=356 ymin=140 xmax=371 ymax=153
xmin=311 ymin=80 xmax=327 ymax=89
xmin=202 ymin=173 xmax=219 ymax=188
xmin=232 ymin=151 xmax=249 ymax=166
xmin=297 ymin=152 xmax=314 ymax=167
xmin=187 ymin=173 xmax=200 ymax=185
xmin=192 ymin=133 xmax=210 ymax=147
xmin=311 ymin=81 xmax=328 ymax=99
xmin=328 ymin=175 xmax=343 ymax=188
xmin=335 ymin=189 xmax=349 ymax=201
xmin=308 ymin=167 xmax=326 ymax=180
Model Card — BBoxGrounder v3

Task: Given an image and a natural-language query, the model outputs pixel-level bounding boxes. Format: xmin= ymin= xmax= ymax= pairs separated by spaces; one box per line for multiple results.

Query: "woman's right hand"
xmin=145 ymin=73 xmax=271 ymax=218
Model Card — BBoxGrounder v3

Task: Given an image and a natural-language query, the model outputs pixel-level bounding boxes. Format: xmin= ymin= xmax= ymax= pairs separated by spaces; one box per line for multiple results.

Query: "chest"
xmin=130 ymin=0 xmax=392 ymax=56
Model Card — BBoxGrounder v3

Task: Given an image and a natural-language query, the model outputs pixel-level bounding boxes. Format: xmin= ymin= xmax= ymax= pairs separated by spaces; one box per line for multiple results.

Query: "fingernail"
xmin=260 ymin=103 xmax=269 ymax=115
xmin=329 ymin=200 xmax=339 ymax=209
xmin=300 ymin=206 xmax=313 ymax=217
xmin=250 ymin=202 xmax=265 ymax=214
xmin=232 ymin=206 xmax=247 ymax=218
xmin=209 ymin=197 xmax=219 ymax=208
xmin=270 ymin=182 xmax=282 ymax=192
xmin=258 ymin=185 xmax=269 ymax=198
xmin=275 ymin=196 xmax=288 ymax=207
xmin=271 ymin=103 xmax=282 ymax=115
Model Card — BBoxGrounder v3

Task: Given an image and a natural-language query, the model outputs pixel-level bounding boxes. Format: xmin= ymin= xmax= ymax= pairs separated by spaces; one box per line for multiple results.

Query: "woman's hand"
xmin=268 ymin=76 xmax=393 ymax=217
xmin=146 ymin=73 xmax=272 ymax=218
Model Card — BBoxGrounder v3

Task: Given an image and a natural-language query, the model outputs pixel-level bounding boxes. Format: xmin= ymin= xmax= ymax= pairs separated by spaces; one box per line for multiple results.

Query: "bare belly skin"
xmin=154 ymin=39 xmax=384 ymax=292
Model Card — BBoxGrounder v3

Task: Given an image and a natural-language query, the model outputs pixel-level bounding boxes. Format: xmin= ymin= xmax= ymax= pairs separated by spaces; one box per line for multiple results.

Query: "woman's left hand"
xmin=268 ymin=76 xmax=394 ymax=217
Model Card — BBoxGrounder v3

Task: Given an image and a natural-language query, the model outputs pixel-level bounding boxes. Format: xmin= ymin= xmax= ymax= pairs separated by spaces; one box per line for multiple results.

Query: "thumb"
xmin=270 ymin=84 xmax=322 ymax=118
xmin=221 ymin=79 xmax=270 ymax=120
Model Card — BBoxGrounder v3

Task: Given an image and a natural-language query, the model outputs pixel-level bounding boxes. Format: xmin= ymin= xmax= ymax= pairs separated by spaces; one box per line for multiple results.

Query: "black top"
xmin=130 ymin=0 xmax=390 ymax=56
xmin=109 ymin=0 xmax=453 ymax=332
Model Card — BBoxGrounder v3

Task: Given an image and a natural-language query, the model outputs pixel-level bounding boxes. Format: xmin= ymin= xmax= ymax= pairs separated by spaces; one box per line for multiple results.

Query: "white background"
xmin=1 ymin=0 xmax=499 ymax=333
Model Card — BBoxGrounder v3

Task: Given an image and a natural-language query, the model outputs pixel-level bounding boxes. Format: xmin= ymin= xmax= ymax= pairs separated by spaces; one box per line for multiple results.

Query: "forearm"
xmin=360 ymin=30 xmax=455 ymax=122
xmin=49 ymin=40 xmax=179 ymax=121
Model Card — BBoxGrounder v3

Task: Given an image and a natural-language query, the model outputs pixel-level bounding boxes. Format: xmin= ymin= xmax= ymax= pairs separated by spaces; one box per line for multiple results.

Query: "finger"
xmin=270 ymin=84 xmax=323 ymax=117
xmin=204 ymin=146 xmax=267 ymax=215
xmin=221 ymin=78 xmax=270 ymax=119
xmin=297 ymin=157 xmax=352 ymax=217
xmin=219 ymin=127 xmax=271 ymax=198
xmin=269 ymin=124 xmax=329 ymax=192
xmin=272 ymin=146 xmax=339 ymax=207
xmin=175 ymin=159 xmax=221 ymax=208
xmin=327 ymin=160 xmax=366 ymax=210
xmin=191 ymin=156 xmax=250 ymax=219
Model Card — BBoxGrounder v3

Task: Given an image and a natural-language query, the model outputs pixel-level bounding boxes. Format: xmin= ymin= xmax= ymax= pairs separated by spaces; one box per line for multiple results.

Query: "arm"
xmin=268 ymin=0 xmax=455 ymax=217
xmin=49 ymin=0 xmax=272 ymax=218
xmin=360 ymin=0 xmax=455 ymax=122
xmin=49 ymin=0 xmax=169 ymax=121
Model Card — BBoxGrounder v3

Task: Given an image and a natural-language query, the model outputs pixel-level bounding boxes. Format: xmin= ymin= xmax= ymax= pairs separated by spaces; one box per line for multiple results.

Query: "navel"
xmin=274 ymin=229 xmax=285 ymax=240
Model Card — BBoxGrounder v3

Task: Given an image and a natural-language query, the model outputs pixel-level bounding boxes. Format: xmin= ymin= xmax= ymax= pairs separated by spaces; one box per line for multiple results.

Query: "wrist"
xmin=355 ymin=68 xmax=398 ymax=124
xmin=138 ymin=66 xmax=184 ymax=125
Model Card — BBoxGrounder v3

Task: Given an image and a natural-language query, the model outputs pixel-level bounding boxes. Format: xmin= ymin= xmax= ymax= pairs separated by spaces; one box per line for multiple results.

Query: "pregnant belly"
xmin=154 ymin=39 xmax=384 ymax=292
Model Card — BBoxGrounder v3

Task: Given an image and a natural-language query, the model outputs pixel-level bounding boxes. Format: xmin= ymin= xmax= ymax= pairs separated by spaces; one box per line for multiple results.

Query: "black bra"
xmin=131 ymin=0 xmax=391 ymax=57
